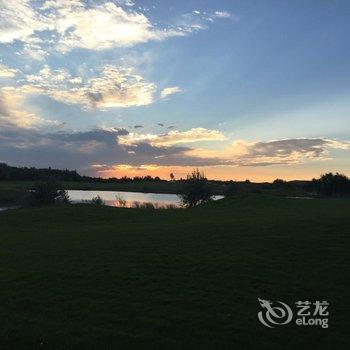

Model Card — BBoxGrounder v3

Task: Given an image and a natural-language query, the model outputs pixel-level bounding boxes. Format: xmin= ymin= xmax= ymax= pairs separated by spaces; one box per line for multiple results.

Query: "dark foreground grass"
xmin=0 ymin=195 xmax=349 ymax=349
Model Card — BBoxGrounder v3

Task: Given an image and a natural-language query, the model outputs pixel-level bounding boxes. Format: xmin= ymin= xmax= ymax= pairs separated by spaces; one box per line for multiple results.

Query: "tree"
xmin=170 ymin=172 xmax=175 ymax=181
xmin=273 ymin=178 xmax=286 ymax=186
xmin=309 ymin=172 xmax=350 ymax=196
xmin=180 ymin=169 xmax=212 ymax=207
xmin=91 ymin=195 xmax=105 ymax=206
xmin=28 ymin=178 xmax=70 ymax=206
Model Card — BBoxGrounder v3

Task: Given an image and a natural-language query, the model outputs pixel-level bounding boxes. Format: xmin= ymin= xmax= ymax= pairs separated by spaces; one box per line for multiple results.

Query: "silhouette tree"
xmin=309 ymin=172 xmax=350 ymax=196
xmin=28 ymin=178 xmax=70 ymax=206
xmin=273 ymin=178 xmax=286 ymax=186
xmin=180 ymin=169 xmax=212 ymax=207
xmin=91 ymin=195 xmax=105 ymax=206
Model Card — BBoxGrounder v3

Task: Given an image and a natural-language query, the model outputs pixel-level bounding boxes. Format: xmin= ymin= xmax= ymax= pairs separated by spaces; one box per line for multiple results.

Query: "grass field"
xmin=0 ymin=195 xmax=349 ymax=349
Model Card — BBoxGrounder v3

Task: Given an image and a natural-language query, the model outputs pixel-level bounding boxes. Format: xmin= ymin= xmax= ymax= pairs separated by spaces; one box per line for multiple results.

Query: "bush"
xmin=180 ymin=169 xmax=212 ymax=207
xmin=140 ymin=202 xmax=156 ymax=209
xmin=273 ymin=178 xmax=286 ymax=186
xmin=224 ymin=182 xmax=240 ymax=197
xmin=164 ymin=204 xmax=177 ymax=209
xmin=131 ymin=201 xmax=156 ymax=209
xmin=28 ymin=179 xmax=70 ymax=206
xmin=115 ymin=195 xmax=126 ymax=207
xmin=309 ymin=172 xmax=350 ymax=196
xmin=90 ymin=195 xmax=105 ymax=206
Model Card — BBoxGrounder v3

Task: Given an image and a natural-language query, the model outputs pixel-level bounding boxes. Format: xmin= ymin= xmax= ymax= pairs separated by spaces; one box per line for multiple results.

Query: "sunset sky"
xmin=0 ymin=0 xmax=349 ymax=181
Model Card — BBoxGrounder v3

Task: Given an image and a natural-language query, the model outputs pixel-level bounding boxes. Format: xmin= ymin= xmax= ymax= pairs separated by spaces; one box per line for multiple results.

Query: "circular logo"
xmin=258 ymin=298 xmax=293 ymax=328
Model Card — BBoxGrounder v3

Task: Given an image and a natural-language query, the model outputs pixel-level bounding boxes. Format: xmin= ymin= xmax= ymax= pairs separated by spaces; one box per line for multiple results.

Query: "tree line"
xmin=1 ymin=163 xmax=349 ymax=202
xmin=0 ymin=163 xmax=163 ymax=183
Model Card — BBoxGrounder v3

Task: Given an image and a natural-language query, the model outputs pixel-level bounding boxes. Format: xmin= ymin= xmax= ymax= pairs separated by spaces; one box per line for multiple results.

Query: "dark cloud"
xmin=0 ymin=123 xmax=347 ymax=175
xmin=230 ymin=138 xmax=349 ymax=166
xmin=247 ymin=139 xmax=327 ymax=158
xmin=0 ymin=125 xmax=219 ymax=174
xmin=86 ymin=91 xmax=104 ymax=103
xmin=55 ymin=128 xmax=128 ymax=143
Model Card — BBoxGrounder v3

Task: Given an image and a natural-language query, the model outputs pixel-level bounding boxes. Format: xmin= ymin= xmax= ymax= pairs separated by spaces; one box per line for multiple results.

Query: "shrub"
xmin=164 ymin=204 xmax=177 ymax=209
xmin=90 ymin=195 xmax=105 ymax=206
xmin=28 ymin=179 xmax=70 ymax=206
xmin=273 ymin=178 xmax=286 ymax=186
xmin=309 ymin=172 xmax=350 ymax=196
xmin=132 ymin=201 xmax=141 ymax=208
xmin=131 ymin=201 xmax=156 ymax=209
xmin=180 ymin=169 xmax=213 ymax=207
xmin=115 ymin=195 xmax=126 ymax=207
xmin=140 ymin=202 xmax=156 ymax=209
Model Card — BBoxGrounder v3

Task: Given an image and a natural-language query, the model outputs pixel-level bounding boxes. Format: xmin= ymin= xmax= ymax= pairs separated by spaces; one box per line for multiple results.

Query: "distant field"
xmin=0 ymin=195 xmax=349 ymax=349
xmin=0 ymin=180 xmax=183 ymax=192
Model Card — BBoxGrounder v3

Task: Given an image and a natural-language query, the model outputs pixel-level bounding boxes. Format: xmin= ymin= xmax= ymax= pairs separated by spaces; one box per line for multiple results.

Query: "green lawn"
xmin=0 ymin=196 xmax=349 ymax=349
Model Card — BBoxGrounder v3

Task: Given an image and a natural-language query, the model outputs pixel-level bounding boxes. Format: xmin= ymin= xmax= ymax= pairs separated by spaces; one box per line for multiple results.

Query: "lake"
xmin=0 ymin=206 xmax=19 ymax=212
xmin=67 ymin=190 xmax=224 ymax=208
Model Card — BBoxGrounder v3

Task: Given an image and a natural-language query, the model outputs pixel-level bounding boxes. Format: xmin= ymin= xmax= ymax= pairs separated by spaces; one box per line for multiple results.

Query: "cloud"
xmin=0 ymin=1 xmax=233 ymax=114
xmin=1 ymin=123 xmax=349 ymax=176
xmin=188 ymin=138 xmax=350 ymax=166
xmin=0 ymin=0 xmax=50 ymax=43
xmin=49 ymin=1 xmax=184 ymax=52
xmin=230 ymin=138 xmax=350 ymax=165
xmin=119 ymin=128 xmax=227 ymax=146
xmin=213 ymin=11 xmax=232 ymax=19
xmin=115 ymin=0 xmax=135 ymax=7
xmin=184 ymin=9 xmax=233 ymax=26
xmin=0 ymin=88 xmax=47 ymax=127
xmin=0 ymin=1 xmax=233 ymax=55
xmin=113 ymin=164 xmax=159 ymax=172
xmin=22 ymin=40 xmax=49 ymax=61
xmin=0 ymin=125 xmax=210 ymax=172
xmin=0 ymin=64 xmax=19 ymax=77
xmin=21 ymin=64 xmax=156 ymax=109
xmin=160 ymin=86 xmax=182 ymax=99
xmin=0 ymin=0 xmax=185 ymax=52
xmin=85 ymin=66 xmax=155 ymax=108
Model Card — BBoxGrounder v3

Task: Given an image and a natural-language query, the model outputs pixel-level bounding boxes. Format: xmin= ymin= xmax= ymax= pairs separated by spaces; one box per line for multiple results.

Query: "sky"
xmin=0 ymin=0 xmax=349 ymax=181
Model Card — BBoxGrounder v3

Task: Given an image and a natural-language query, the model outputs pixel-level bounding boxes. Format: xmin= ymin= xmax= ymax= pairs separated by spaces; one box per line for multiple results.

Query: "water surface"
xmin=0 ymin=206 xmax=19 ymax=212
xmin=67 ymin=190 xmax=223 ymax=208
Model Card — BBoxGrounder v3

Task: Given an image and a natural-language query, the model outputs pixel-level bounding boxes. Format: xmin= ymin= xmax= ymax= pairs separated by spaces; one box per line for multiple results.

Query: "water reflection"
xmin=0 ymin=206 xmax=19 ymax=212
xmin=67 ymin=190 xmax=223 ymax=208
